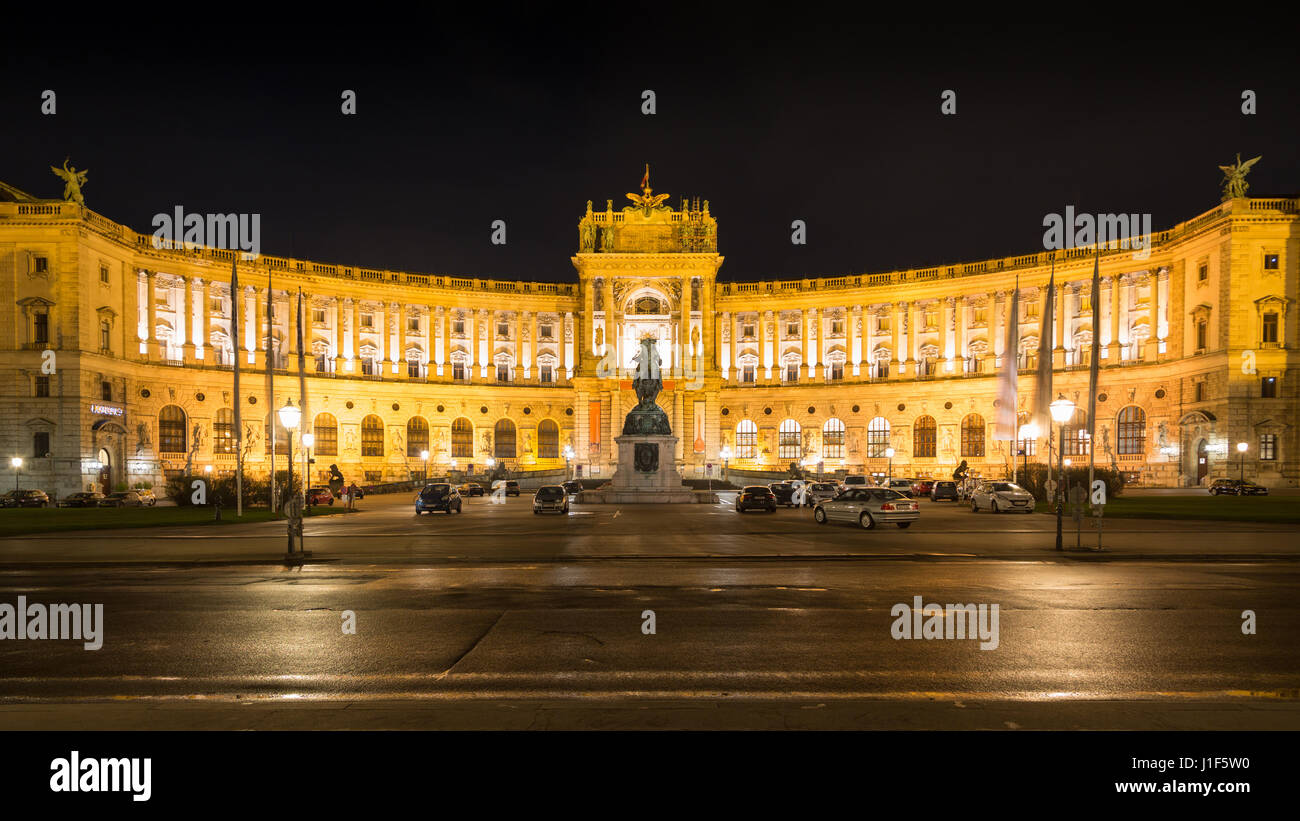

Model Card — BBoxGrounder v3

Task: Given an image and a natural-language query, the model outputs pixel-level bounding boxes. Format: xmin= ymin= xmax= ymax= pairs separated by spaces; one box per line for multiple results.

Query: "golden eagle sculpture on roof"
xmin=626 ymin=164 xmax=670 ymax=215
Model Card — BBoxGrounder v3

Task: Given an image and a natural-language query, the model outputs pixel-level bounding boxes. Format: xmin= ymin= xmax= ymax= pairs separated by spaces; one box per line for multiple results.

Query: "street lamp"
xmin=720 ymin=446 xmax=732 ymax=484
xmin=278 ymin=399 xmax=301 ymax=554
xmin=420 ymin=449 xmax=429 ymax=483
xmin=10 ymin=456 xmax=22 ymax=491
xmin=1049 ymin=395 xmax=1076 ymax=552
xmin=885 ymin=447 xmax=895 ymax=480
xmin=1237 ymin=441 xmax=1248 ymax=481
xmin=562 ymin=444 xmax=575 ymax=480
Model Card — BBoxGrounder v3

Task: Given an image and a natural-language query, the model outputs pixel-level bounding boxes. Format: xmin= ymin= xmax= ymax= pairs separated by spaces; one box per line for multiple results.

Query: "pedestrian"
xmin=348 ymin=482 xmax=358 ymax=509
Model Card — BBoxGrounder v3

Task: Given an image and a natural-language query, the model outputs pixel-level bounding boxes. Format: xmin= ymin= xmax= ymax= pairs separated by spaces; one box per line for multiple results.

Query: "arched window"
xmin=538 ymin=419 xmax=559 ymax=459
xmin=213 ymin=408 xmax=235 ymax=454
xmin=451 ymin=418 xmax=473 ymax=458
xmin=778 ymin=419 xmax=801 ymax=460
xmin=1016 ymin=411 xmax=1036 ymax=457
xmin=1062 ymin=409 xmax=1090 ymax=456
xmin=406 ymin=416 xmax=429 ymax=457
xmin=361 ymin=415 xmax=384 ymax=457
xmin=314 ymin=413 xmax=338 ymax=456
xmin=961 ymin=413 xmax=985 ymax=457
xmin=736 ymin=420 xmax=757 ymax=459
xmin=822 ymin=418 xmax=845 ymax=459
xmin=1117 ymin=406 xmax=1146 ymax=455
xmin=158 ymin=405 xmax=187 ymax=453
xmin=867 ymin=416 xmax=890 ymax=458
xmin=494 ymin=419 xmax=516 ymax=459
xmin=913 ymin=416 xmax=937 ymax=458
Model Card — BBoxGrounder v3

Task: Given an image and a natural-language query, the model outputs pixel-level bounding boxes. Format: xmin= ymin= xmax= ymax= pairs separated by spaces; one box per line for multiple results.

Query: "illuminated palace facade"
xmin=2 ymin=177 xmax=1297 ymax=499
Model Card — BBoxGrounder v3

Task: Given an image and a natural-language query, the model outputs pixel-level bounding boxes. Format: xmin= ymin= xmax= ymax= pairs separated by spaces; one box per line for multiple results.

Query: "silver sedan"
xmin=969 ymin=481 xmax=1035 ymax=513
xmin=813 ymin=488 xmax=920 ymax=529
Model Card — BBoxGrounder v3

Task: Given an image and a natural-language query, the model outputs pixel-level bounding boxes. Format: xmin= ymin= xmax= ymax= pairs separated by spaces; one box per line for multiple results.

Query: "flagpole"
xmin=232 ymin=254 xmax=242 ymax=517
xmin=266 ymin=267 xmax=276 ymax=513
xmin=1088 ymin=246 xmax=1102 ymax=545
xmin=297 ymin=287 xmax=307 ymax=503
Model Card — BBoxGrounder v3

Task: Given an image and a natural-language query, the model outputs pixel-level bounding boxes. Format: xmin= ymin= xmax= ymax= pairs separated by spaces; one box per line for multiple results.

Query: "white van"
xmin=840 ymin=475 xmax=868 ymax=491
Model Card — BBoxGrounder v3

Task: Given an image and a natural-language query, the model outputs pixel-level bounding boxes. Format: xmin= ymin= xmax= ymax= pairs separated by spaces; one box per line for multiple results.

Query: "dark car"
xmin=1209 ymin=478 xmax=1268 ymax=496
xmin=1209 ymin=478 xmax=1237 ymax=495
xmin=930 ymin=480 xmax=959 ymax=502
xmin=458 ymin=482 xmax=485 ymax=497
xmin=768 ymin=482 xmax=798 ymax=507
xmin=306 ymin=486 xmax=335 ymax=505
xmin=98 ymin=491 xmax=143 ymax=508
xmin=415 ymin=483 xmax=462 ymax=515
xmin=1 ymin=489 xmax=51 ymax=508
xmin=503 ymin=480 xmax=521 ymax=497
xmin=561 ymin=480 xmax=583 ymax=496
xmin=1235 ymin=480 xmax=1269 ymax=496
xmin=911 ymin=479 xmax=934 ymax=497
xmin=533 ymin=485 xmax=570 ymax=514
xmin=736 ymin=485 xmax=777 ymax=513
xmin=58 ymin=491 xmax=105 ymax=508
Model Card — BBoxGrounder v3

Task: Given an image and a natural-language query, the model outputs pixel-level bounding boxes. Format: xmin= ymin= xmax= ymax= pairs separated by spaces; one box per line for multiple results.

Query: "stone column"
xmin=850 ymin=305 xmax=862 ymax=377
xmin=904 ymin=301 xmax=917 ymax=375
xmin=1145 ymin=272 xmax=1160 ymax=362
xmin=331 ymin=297 xmax=343 ymax=373
xmin=518 ymin=310 xmax=529 ymax=380
xmin=434 ymin=305 xmax=446 ymax=376
xmin=985 ymin=291 xmax=1001 ymax=372
xmin=396 ymin=303 xmax=408 ymax=378
xmin=952 ymin=296 xmax=965 ymax=372
xmin=200 ymin=279 xmax=213 ymax=362
xmin=813 ymin=308 xmax=824 ymax=378
xmin=126 ymin=268 xmax=142 ymax=359
xmin=1053 ymin=281 xmax=1067 ymax=368
xmin=890 ymin=302 xmax=902 ymax=377
xmin=1107 ymin=275 xmax=1121 ymax=361
xmin=478 ymin=309 xmax=490 ymax=379
xmin=146 ymin=271 xmax=161 ymax=359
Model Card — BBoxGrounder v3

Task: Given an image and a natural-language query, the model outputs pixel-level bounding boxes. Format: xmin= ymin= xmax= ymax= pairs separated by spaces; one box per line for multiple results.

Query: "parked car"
xmin=415 ymin=483 xmax=462 ymax=515
xmin=458 ymin=482 xmax=485 ymax=497
xmin=930 ymin=480 xmax=959 ymax=502
xmin=98 ymin=491 xmax=143 ymax=508
xmin=306 ymin=486 xmax=335 ymax=505
xmin=840 ymin=475 xmax=869 ymax=492
xmin=561 ymin=480 xmax=583 ymax=496
xmin=135 ymin=489 xmax=157 ymax=506
xmin=533 ymin=485 xmax=570 ymax=514
xmin=503 ymin=480 xmax=521 ymax=497
xmin=1 ymin=489 xmax=51 ymax=508
xmin=814 ymin=487 xmax=919 ymax=529
xmin=885 ymin=478 xmax=915 ymax=497
xmin=768 ymin=482 xmax=798 ymax=507
xmin=736 ymin=485 xmax=778 ymax=513
xmin=802 ymin=482 xmax=841 ymax=507
xmin=970 ymin=481 xmax=1035 ymax=513
xmin=57 ymin=491 xmax=105 ymax=508
xmin=1209 ymin=478 xmax=1268 ymax=496
xmin=910 ymin=479 xmax=934 ymax=497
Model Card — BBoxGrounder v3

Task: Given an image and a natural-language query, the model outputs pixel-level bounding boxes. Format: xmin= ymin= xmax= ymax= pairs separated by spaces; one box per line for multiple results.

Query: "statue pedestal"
xmin=578 ymin=435 xmax=715 ymax=503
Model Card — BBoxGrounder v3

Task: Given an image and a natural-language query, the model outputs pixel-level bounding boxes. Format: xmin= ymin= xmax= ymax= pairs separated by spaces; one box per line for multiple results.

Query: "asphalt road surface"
xmin=1 ymin=492 xmax=1297 ymax=729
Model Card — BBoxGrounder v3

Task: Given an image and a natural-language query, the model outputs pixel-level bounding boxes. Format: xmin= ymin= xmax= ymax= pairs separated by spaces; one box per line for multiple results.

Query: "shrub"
xmin=1014 ymin=463 xmax=1125 ymax=502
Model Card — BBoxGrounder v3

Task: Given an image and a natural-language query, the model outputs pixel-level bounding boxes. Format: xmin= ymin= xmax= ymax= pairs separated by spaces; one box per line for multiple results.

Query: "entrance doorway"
xmin=98 ymin=448 xmax=112 ymax=494
xmin=1195 ymin=439 xmax=1208 ymax=484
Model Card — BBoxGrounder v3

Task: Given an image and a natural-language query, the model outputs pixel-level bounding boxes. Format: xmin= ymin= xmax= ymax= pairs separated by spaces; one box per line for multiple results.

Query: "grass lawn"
xmin=1031 ymin=495 xmax=1300 ymax=524
xmin=0 ymin=504 xmax=355 ymax=537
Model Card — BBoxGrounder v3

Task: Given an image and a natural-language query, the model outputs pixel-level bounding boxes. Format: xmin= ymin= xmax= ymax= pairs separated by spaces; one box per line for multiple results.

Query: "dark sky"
xmin=3 ymin=15 xmax=1297 ymax=283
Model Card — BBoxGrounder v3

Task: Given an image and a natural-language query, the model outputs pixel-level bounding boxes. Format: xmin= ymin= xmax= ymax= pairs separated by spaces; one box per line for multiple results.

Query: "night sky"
xmin=3 ymin=16 xmax=1297 ymax=283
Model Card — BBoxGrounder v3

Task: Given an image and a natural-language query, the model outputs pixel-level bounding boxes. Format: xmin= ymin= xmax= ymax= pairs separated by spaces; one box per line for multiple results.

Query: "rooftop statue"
xmin=51 ymin=157 xmax=88 ymax=206
xmin=1220 ymin=153 xmax=1261 ymax=200
xmin=625 ymin=163 xmax=670 ymax=216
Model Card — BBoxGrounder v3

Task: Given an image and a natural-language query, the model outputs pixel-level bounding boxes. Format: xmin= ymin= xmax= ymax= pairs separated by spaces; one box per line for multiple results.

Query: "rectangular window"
xmin=361 ymin=357 xmax=377 ymax=376
xmin=785 ymin=364 xmax=800 ymax=382
xmin=33 ymin=313 xmax=49 ymax=345
xmin=786 ymin=322 xmax=799 ymax=337
xmin=33 ymin=432 xmax=50 ymax=458
xmin=1262 ymin=312 xmax=1278 ymax=344
xmin=407 ymin=360 xmax=424 ymax=378
xmin=496 ymin=364 xmax=511 ymax=382
xmin=539 ymin=365 xmax=554 ymax=384
xmin=1196 ymin=320 xmax=1207 ymax=350
xmin=829 ymin=362 xmax=844 ymax=381
xmin=407 ymin=317 xmax=420 ymax=332
xmin=452 ymin=320 xmax=465 ymax=335
xmin=924 ymin=310 xmax=938 ymax=329
xmin=539 ymin=323 xmax=553 ymax=339
xmin=313 ymin=309 xmax=326 ymax=324
xmin=1261 ymin=376 xmax=1277 ymax=398
xmin=33 ymin=256 xmax=49 ymax=274
xmin=742 ymin=323 xmax=755 ymax=338
xmin=1194 ymin=382 xmax=1204 ymax=403
xmin=315 ymin=353 xmax=329 ymax=373
xmin=212 ymin=298 xmax=224 ymax=314
xmin=99 ymin=265 xmax=110 ymax=284
xmin=497 ymin=322 xmax=509 ymax=337
xmin=1264 ymin=253 xmax=1279 ymax=270
xmin=831 ymin=319 xmax=844 ymax=335
xmin=1260 ymin=433 xmax=1277 ymax=460
xmin=1025 ymin=300 xmax=1039 ymax=318
xmin=973 ymin=307 xmax=987 ymax=325
xmin=740 ymin=364 xmax=756 ymax=384
xmin=453 ymin=361 xmax=467 ymax=381
xmin=101 ymin=381 xmax=113 ymax=401
xmin=35 ymin=376 xmax=50 ymax=397
xmin=360 ymin=313 xmax=374 ymax=328
xmin=1198 ymin=263 xmax=1208 ymax=281
xmin=100 ymin=322 xmax=111 ymax=351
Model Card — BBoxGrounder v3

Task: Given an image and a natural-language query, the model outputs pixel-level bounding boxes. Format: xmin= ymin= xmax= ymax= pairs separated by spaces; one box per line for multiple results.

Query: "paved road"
xmin=1 ymin=494 xmax=1296 ymax=729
